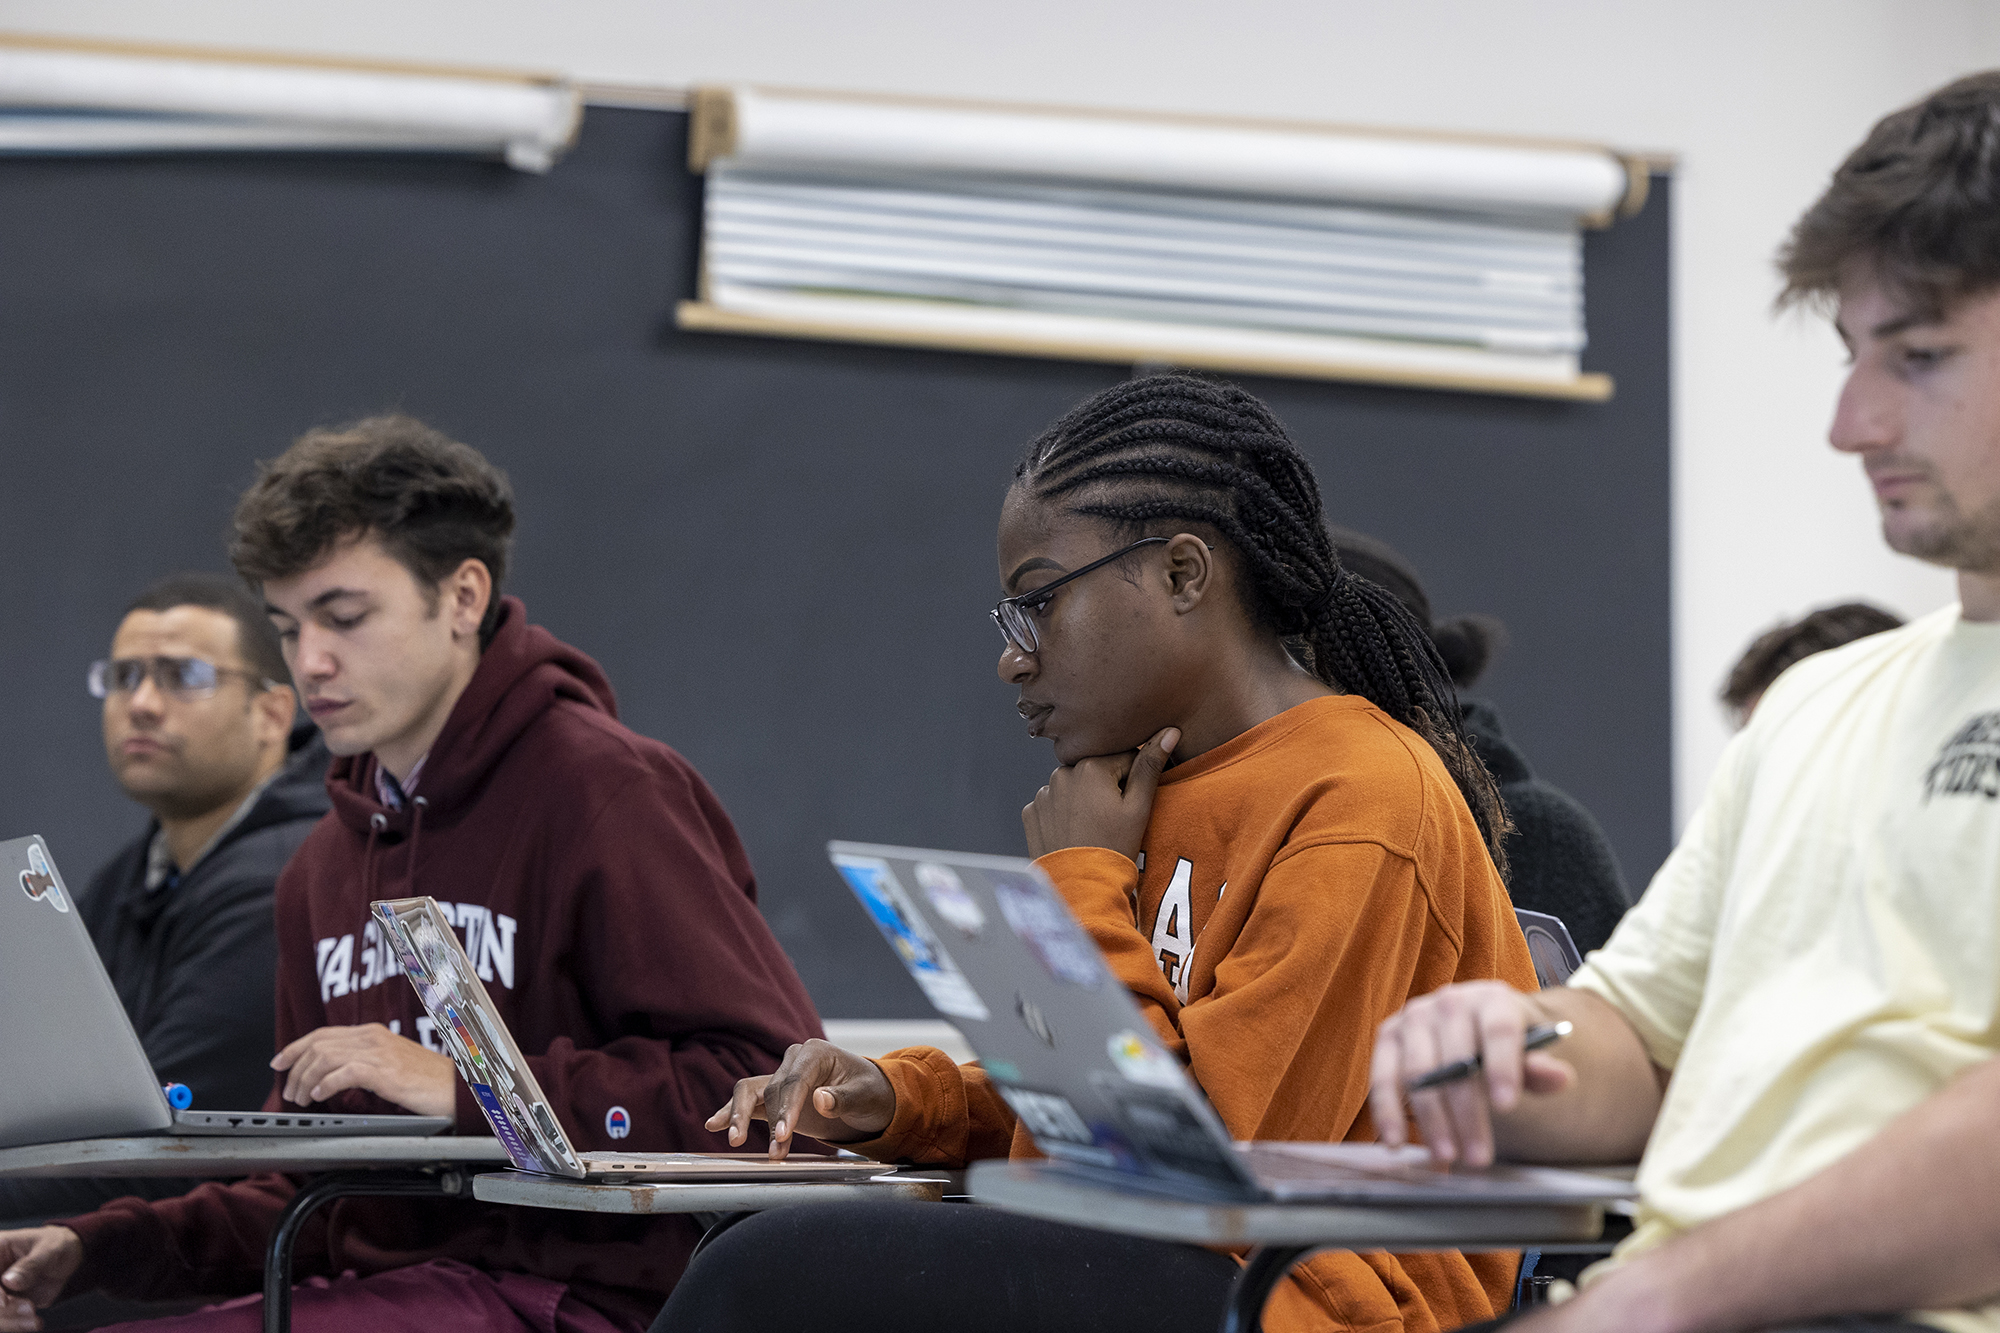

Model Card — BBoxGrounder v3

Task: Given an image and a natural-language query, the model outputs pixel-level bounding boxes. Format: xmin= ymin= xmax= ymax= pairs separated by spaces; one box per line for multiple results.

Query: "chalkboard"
xmin=0 ymin=105 xmax=1670 ymax=1017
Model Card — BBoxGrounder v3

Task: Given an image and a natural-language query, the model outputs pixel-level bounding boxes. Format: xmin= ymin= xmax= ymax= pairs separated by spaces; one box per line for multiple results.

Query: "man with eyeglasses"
xmin=0 ymin=573 xmax=328 ymax=1232
xmin=0 ymin=415 xmax=820 ymax=1333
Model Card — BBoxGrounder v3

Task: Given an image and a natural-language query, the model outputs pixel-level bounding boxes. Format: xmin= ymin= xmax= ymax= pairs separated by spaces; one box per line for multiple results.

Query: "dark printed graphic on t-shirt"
xmin=1925 ymin=712 xmax=2000 ymax=800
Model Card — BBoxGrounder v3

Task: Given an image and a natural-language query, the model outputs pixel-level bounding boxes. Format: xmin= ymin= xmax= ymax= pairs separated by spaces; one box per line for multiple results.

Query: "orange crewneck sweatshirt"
xmin=855 ymin=694 xmax=1537 ymax=1332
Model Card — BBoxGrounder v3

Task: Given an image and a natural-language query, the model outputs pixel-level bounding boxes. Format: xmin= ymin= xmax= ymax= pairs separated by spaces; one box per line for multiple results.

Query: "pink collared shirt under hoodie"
xmin=372 ymin=754 xmax=427 ymax=811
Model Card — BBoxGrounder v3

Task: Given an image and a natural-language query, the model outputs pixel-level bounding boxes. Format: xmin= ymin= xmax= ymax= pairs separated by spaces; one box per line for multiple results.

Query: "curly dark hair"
xmin=1721 ymin=602 xmax=1904 ymax=723
xmin=230 ymin=415 xmax=516 ymax=642
xmin=1016 ymin=373 xmax=1511 ymax=878
xmin=1780 ymin=71 xmax=2000 ymax=313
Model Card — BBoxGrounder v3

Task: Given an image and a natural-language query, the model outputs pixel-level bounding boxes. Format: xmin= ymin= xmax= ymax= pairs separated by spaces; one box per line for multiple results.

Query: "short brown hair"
xmin=230 ymin=415 xmax=516 ymax=641
xmin=1721 ymin=602 xmax=1903 ymax=721
xmin=1779 ymin=71 xmax=2000 ymax=313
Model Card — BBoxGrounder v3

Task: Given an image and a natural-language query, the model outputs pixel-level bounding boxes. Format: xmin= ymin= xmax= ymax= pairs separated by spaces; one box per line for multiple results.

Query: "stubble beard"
xmin=1884 ymin=486 xmax=2000 ymax=576
xmin=120 ymin=760 xmax=247 ymax=823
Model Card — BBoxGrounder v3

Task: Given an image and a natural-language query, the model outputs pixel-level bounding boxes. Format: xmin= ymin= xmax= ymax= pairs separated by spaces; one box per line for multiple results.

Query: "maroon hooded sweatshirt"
xmin=61 ymin=598 xmax=823 ymax=1327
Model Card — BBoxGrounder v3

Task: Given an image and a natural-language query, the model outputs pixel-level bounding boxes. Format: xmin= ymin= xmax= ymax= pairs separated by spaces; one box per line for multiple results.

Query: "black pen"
xmin=1404 ymin=1020 xmax=1573 ymax=1093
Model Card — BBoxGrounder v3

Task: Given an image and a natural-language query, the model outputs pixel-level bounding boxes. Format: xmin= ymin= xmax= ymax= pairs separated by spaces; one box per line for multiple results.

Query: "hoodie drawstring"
xmin=364 ymin=813 xmax=386 ymax=903
xmin=360 ymin=799 xmax=425 ymax=908
xmin=407 ymin=797 xmax=428 ymax=898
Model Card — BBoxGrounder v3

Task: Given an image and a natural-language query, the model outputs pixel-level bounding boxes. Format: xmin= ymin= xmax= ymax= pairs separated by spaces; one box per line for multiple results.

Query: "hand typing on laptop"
xmin=271 ymin=1022 xmax=457 ymax=1118
xmin=708 ymin=1038 xmax=894 ymax=1161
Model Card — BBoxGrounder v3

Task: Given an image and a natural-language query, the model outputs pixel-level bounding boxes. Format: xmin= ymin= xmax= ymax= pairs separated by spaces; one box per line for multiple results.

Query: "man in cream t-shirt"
xmin=1364 ymin=70 xmax=2000 ymax=1333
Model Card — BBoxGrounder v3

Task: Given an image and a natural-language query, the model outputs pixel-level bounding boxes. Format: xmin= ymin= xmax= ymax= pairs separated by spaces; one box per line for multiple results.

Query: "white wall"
xmin=11 ymin=0 xmax=1996 ymax=846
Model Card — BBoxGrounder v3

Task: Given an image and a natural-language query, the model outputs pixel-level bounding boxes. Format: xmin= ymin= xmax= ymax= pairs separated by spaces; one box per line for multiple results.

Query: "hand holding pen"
xmin=1404 ymin=1021 xmax=1572 ymax=1092
xmin=1367 ymin=981 xmax=1582 ymax=1169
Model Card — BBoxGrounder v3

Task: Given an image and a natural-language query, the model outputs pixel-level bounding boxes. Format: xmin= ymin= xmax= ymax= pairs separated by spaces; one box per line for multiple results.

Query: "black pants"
xmin=651 ymin=1199 xmax=1241 ymax=1332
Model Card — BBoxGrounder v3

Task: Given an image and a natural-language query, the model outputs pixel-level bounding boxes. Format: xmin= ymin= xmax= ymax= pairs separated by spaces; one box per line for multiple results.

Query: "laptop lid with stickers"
xmin=828 ymin=842 xmax=1261 ymax=1200
xmin=373 ymin=895 xmax=588 ymax=1177
xmin=373 ymin=895 xmax=902 ymax=1182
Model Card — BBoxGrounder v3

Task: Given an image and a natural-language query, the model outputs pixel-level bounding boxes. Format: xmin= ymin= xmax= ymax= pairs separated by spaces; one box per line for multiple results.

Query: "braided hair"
xmin=1015 ymin=373 xmax=1511 ymax=878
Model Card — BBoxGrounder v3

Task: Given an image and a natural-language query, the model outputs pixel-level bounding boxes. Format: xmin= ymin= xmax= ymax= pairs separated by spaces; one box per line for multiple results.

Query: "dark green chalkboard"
xmin=0 ymin=106 xmax=1670 ymax=1016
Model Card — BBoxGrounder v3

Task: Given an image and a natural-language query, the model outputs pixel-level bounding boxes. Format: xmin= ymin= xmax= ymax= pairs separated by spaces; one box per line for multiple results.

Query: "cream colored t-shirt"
xmin=1569 ymin=604 xmax=2000 ymax=1333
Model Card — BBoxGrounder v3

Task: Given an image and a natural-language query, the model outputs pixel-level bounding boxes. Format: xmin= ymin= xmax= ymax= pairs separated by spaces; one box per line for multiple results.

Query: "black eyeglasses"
xmin=88 ymin=656 xmax=275 ymax=701
xmin=991 ymin=536 xmax=1172 ymax=656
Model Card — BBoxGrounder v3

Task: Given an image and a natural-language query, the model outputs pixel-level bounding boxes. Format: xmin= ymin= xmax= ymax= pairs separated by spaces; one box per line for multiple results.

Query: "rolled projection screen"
xmin=0 ymin=41 xmax=580 ymax=171
xmin=693 ymin=86 xmax=1636 ymax=223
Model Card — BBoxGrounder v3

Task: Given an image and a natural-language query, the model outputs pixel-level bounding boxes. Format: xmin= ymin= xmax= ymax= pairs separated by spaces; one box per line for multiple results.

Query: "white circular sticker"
xmin=915 ymin=861 xmax=986 ymax=936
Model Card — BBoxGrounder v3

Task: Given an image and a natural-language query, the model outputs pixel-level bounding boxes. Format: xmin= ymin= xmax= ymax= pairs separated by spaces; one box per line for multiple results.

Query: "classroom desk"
xmin=471 ymin=1168 xmax=947 ymax=1215
xmin=0 ymin=1135 xmax=510 ymax=1333
xmin=968 ymin=1159 xmax=1610 ymax=1333
xmin=473 ymin=1168 xmax=947 ymax=1261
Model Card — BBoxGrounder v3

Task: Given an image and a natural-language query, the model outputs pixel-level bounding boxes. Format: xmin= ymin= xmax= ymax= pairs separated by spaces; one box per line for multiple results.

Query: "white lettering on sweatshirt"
xmin=317 ymin=902 xmax=519 ymax=1003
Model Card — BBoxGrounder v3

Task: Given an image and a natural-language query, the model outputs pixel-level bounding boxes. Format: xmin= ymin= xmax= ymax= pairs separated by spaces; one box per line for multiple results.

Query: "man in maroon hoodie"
xmin=0 ymin=415 xmax=823 ymax=1333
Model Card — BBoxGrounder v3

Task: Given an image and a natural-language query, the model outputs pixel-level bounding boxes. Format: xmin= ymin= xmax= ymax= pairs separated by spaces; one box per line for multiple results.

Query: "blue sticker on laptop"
xmin=992 ymin=873 xmax=1104 ymax=989
xmin=470 ymin=1081 xmax=549 ymax=1173
xmin=834 ymin=855 xmax=991 ymax=1022
xmin=19 ymin=843 xmax=68 ymax=915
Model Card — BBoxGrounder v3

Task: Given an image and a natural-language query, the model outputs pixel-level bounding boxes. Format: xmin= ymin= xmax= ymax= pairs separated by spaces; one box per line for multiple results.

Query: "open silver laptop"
xmin=371 ymin=894 xmax=896 ymax=1183
xmin=0 ymin=835 xmax=449 ymax=1148
xmin=830 ymin=841 xmax=1636 ymax=1205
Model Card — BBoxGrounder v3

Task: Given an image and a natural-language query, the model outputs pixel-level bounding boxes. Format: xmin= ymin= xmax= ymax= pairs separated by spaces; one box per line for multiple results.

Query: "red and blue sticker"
xmin=605 ymin=1105 xmax=631 ymax=1140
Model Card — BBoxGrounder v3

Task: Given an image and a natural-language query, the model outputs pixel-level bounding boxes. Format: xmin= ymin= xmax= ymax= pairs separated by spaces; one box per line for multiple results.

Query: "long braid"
xmin=1018 ymin=373 xmax=1512 ymax=879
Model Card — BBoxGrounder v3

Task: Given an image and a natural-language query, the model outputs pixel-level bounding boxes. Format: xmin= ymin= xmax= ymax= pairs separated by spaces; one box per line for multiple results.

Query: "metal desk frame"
xmin=0 ymin=1136 xmax=510 ymax=1333
xmin=968 ymin=1159 xmax=1614 ymax=1333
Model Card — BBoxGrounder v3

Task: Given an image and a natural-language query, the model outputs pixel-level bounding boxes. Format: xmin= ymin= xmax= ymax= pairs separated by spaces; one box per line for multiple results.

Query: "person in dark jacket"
xmin=0 ymin=575 xmax=328 ymax=1229
xmin=0 ymin=416 xmax=822 ymax=1333
xmin=1329 ymin=527 xmax=1631 ymax=953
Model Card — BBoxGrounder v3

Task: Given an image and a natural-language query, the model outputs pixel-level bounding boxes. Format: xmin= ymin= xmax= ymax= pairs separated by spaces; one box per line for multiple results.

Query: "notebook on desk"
xmin=371 ymin=894 xmax=896 ymax=1184
xmin=0 ymin=835 xmax=449 ymax=1149
xmin=828 ymin=841 xmax=1636 ymax=1206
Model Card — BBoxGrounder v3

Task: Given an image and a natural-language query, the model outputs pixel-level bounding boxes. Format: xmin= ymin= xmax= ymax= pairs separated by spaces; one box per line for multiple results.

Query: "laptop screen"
xmin=828 ymin=842 xmax=1256 ymax=1197
xmin=372 ymin=895 xmax=583 ymax=1177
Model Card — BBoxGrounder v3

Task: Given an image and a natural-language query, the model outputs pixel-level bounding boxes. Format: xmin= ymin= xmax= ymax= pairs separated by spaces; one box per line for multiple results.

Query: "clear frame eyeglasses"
xmin=88 ymin=656 xmax=274 ymax=701
xmin=990 ymin=536 xmax=1172 ymax=656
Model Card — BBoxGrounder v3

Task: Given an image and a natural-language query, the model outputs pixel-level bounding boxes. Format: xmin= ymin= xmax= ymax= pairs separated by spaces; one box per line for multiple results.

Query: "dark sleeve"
xmin=132 ymin=844 xmax=287 ymax=1114
xmin=1498 ymin=779 xmax=1632 ymax=955
xmin=471 ymin=757 xmax=825 ymax=1155
xmin=0 ymin=1175 xmax=204 ymax=1228
xmin=60 ymin=1174 xmax=302 ymax=1301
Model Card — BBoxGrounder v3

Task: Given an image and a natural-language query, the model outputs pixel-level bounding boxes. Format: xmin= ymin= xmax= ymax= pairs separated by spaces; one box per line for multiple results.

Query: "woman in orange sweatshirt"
xmin=667 ymin=375 xmax=1538 ymax=1333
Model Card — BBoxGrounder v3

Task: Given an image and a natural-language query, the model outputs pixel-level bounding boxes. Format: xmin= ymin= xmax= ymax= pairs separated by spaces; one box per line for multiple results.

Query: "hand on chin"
xmin=1025 ymin=728 xmax=1180 ymax=860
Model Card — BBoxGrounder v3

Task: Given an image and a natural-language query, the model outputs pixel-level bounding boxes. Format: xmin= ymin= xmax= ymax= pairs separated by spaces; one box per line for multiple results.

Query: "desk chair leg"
xmin=262 ymin=1169 xmax=469 ymax=1333
xmin=1219 ymin=1245 xmax=1316 ymax=1333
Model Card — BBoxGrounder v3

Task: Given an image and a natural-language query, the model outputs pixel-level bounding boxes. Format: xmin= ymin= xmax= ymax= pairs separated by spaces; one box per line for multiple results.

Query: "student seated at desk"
xmin=680 ymin=374 xmax=1540 ymax=1333
xmin=1367 ymin=71 xmax=2000 ymax=1333
xmin=0 ymin=417 xmax=821 ymax=1333
xmin=0 ymin=574 xmax=328 ymax=1231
